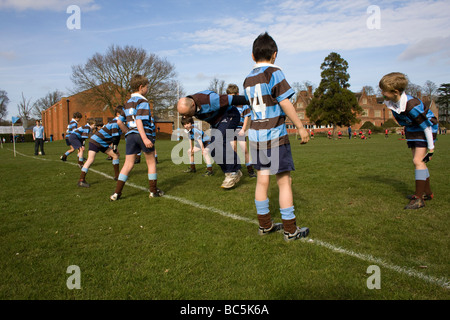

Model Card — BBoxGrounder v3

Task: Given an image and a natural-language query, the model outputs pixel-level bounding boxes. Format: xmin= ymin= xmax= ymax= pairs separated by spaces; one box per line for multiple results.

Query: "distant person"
xmin=32 ymin=120 xmax=45 ymax=155
xmin=348 ymin=126 xmax=352 ymax=139
xmin=379 ymin=72 xmax=438 ymax=209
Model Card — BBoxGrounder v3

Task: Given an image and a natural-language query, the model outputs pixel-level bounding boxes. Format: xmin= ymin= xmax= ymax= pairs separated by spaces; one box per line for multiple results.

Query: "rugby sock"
xmin=79 ymin=167 xmax=88 ymax=181
xmin=65 ymin=151 xmax=70 ymax=156
xmin=246 ymin=162 xmax=255 ymax=174
xmin=281 ymin=206 xmax=297 ymax=234
xmin=207 ymin=164 xmax=213 ymax=172
xmin=414 ymin=169 xmax=427 ymax=198
xmin=148 ymin=173 xmax=157 ymax=193
xmin=190 ymin=162 xmax=196 ymax=171
xmin=424 ymin=169 xmax=432 ymax=196
xmin=255 ymin=199 xmax=271 ymax=229
xmin=112 ymin=159 xmax=120 ymax=179
xmin=115 ymin=174 xmax=127 ymax=194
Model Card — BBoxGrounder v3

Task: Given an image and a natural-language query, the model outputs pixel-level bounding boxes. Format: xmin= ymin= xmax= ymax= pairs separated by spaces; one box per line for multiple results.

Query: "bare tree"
xmin=208 ymin=78 xmax=226 ymax=94
xmin=71 ymin=44 xmax=179 ymax=112
xmin=406 ymin=83 xmax=422 ymax=97
xmin=362 ymin=85 xmax=375 ymax=95
xmin=33 ymin=90 xmax=63 ymax=118
xmin=0 ymin=89 xmax=9 ymax=121
xmin=423 ymin=80 xmax=437 ymax=100
xmin=17 ymin=92 xmax=33 ymax=128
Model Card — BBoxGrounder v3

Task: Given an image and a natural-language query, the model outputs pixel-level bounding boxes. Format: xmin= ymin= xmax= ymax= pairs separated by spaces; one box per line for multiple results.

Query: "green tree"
xmin=306 ymin=52 xmax=362 ymax=134
xmin=436 ymin=83 xmax=450 ymax=124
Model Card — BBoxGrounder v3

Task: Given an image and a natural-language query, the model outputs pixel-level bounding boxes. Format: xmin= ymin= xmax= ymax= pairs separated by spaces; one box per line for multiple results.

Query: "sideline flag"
xmin=12 ymin=116 xmax=20 ymax=124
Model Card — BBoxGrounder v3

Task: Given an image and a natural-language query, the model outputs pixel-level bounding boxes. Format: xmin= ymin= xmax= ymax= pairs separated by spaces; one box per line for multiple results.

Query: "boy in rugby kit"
xmin=243 ymin=32 xmax=310 ymax=241
xmin=77 ymin=106 xmax=127 ymax=187
xmin=181 ymin=116 xmax=214 ymax=176
xmin=379 ymin=72 xmax=438 ymax=209
xmin=61 ymin=112 xmax=82 ymax=162
xmin=110 ymin=74 xmax=163 ymax=201
xmin=68 ymin=121 xmax=102 ymax=168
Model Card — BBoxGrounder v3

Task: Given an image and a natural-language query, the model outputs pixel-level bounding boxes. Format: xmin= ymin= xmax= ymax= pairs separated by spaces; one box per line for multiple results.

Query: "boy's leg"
xmin=111 ymin=154 xmax=135 ymax=199
xmin=203 ymin=147 xmax=214 ymax=174
xmin=144 ymin=151 xmax=163 ymax=197
xmin=34 ymin=139 xmax=39 ymax=155
xmin=255 ymin=170 xmax=272 ymax=229
xmin=78 ymin=150 xmax=96 ymax=187
xmin=406 ymin=147 xmax=427 ymax=209
xmin=241 ymin=140 xmax=256 ymax=177
xmin=105 ymin=148 xmax=120 ymax=180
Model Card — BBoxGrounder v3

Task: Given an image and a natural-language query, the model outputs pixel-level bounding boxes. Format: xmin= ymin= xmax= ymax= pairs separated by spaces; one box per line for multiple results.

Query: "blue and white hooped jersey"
xmin=188 ymin=127 xmax=210 ymax=145
xmin=386 ymin=93 xmax=438 ymax=142
xmin=243 ymin=63 xmax=295 ymax=149
xmin=235 ymin=104 xmax=251 ymax=128
xmin=124 ymin=93 xmax=153 ymax=137
xmin=71 ymin=124 xmax=91 ymax=140
xmin=189 ymin=90 xmax=234 ymax=125
xmin=90 ymin=116 xmax=125 ymax=148
xmin=66 ymin=119 xmax=78 ymax=135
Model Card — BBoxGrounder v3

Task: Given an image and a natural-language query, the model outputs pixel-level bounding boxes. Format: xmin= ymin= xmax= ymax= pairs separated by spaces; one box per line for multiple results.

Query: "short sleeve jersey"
xmin=124 ymin=93 xmax=154 ymax=137
xmin=243 ymin=63 xmax=295 ymax=149
xmin=90 ymin=116 xmax=125 ymax=148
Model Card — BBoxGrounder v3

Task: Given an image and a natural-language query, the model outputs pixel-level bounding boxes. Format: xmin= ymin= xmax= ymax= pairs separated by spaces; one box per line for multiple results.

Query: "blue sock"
xmin=118 ymin=174 xmax=128 ymax=182
xmin=112 ymin=159 xmax=120 ymax=165
xmin=81 ymin=167 xmax=88 ymax=173
xmin=255 ymin=199 xmax=269 ymax=215
xmin=65 ymin=151 xmax=70 ymax=156
xmin=415 ymin=169 xmax=428 ymax=181
xmin=148 ymin=173 xmax=157 ymax=180
xmin=280 ymin=206 xmax=295 ymax=220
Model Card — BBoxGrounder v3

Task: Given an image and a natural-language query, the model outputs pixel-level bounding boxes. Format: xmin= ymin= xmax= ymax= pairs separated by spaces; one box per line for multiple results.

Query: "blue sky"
xmin=1 ymin=0 xmax=449 ymax=118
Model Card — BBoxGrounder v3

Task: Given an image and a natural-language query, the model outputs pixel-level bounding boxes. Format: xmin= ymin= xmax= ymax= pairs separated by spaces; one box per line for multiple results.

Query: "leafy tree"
xmin=306 ymin=52 xmax=362 ymax=133
xmin=0 ymin=89 xmax=9 ymax=121
xmin=71 ymin=44 xmax=179 ymax=112
xmin=436 ymin=83 xmax=450 ymax=123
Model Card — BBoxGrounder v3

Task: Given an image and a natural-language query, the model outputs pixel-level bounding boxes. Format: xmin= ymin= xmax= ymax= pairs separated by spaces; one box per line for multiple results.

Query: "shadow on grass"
xmin=359 ymin=174 xmax=413 ymax=196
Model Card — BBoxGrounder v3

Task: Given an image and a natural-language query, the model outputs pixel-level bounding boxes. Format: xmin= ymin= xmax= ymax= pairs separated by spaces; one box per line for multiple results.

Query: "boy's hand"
xmin=143 ymin=137 xmax=153 ymax=149
xmin=298 ymin=127 xmax=309 ymax=144
xmin=238 ymin=129 xmax=245 ymax=137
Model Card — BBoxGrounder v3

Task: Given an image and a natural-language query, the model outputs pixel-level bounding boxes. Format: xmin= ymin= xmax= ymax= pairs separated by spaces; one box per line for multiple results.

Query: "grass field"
xmin=0 ymin=133 xmax=449 ymax=301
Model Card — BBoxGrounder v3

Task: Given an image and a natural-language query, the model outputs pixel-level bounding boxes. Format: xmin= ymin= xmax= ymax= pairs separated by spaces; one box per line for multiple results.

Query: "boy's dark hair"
xmin=73 ymin=112 xmax=82 ymax=119
xmin=181 ymin=116 xmax=194 ymax=126
xmin=115 ymin=105 xmax=125 ymax=117
xmin=95 ymin=119 xmax=104 ymax=127
xmin=252 ymin=32 xmax=278 ymax=62
xmin=130 ymin=74 xmax=149 ymax=93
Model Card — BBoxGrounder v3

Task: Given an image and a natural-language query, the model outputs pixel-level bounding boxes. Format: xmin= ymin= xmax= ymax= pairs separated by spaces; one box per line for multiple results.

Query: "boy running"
xmin=61 ymin=112 xmax=82 ymax=161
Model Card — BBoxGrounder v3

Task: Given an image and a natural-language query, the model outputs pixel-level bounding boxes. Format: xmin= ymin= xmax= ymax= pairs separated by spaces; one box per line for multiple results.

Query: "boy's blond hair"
xmin=226 ymin=84 xmax=239 ymax=95
xmin=379 ymin=72 xmax=409 ymax=93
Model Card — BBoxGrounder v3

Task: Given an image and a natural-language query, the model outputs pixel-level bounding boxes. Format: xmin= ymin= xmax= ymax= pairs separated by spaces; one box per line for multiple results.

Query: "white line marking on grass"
xmin=10 ymin=149 xmax=450 ymax=290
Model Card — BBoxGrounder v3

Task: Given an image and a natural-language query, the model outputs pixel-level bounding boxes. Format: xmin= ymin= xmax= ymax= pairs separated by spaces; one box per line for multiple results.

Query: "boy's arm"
xmin=117 ymin=119 xmax=128 ymax=134
xmin=279 ymin=99 xmax=309 ymax=144
xmin=136 ymin=119 xmax=153 ymax=148
xmin=424 ymin=127 xmax=435 ymax=153
xmin=240 ymin=116 xmax=250 ymax=136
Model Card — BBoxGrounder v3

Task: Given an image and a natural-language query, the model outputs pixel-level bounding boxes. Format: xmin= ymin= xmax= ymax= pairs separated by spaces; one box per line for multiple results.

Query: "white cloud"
xmin=0 ymin=0 xmax=100 ymax=12
xmin=176 ymin=0 xmax=450 ymax=57
xmin=399 ymin=36 xmax=450 ymax=62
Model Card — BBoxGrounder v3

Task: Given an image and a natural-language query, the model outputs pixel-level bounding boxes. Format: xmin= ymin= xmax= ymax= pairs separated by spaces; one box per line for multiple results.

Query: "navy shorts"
xmin=407 ymin=140 xmax=428 ymax=149
xmin=125 ymin=133 xmax=155 ymax=155
xmin=68 ymin=135 xmax=83 ymax=150
xmin=89 ymin=141 xmax=108 ymax=154
xmin=65 ymin=138 xmax=71 ymax=146
xmin=251 ymin=143 xmax=295 ymax=175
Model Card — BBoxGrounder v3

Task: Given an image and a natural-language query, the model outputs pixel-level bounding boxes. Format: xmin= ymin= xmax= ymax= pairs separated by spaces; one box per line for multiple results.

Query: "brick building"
xmin=286 ymin=86 xmax=439 ymax=134
xmin=42 ymin=86 xmax=174 ymax=141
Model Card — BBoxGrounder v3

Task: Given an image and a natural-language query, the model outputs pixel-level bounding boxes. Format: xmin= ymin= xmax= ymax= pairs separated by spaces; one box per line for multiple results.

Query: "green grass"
xmin=0 ymin=134 xmax=449 ymax=300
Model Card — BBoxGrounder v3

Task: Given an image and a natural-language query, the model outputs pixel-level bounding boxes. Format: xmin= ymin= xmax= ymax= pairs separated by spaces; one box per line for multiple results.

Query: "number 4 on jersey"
xmin=246 ymin=84 xmax=267 ymax=119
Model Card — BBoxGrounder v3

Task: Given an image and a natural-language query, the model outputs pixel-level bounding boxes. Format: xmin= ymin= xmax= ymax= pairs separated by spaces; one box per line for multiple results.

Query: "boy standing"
xmin=181 ymin=116 xmax=214 ymax=176
xmin=61 ymin=112 xmax=82 ymax=161
xmin=379 ymin=72 xmax=438 ymax=209
xmin=33 ymin=120 xmax=45 ymax=155
xmin=243 ymin=32 xmax=310 ymax=241
xmin=177 ymin=90 xmax=248 ymax=189
xmin=110 ymin=74 xmax=163 ymax=201
xmin=78 ymin=106 xmax=128 ymax=187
